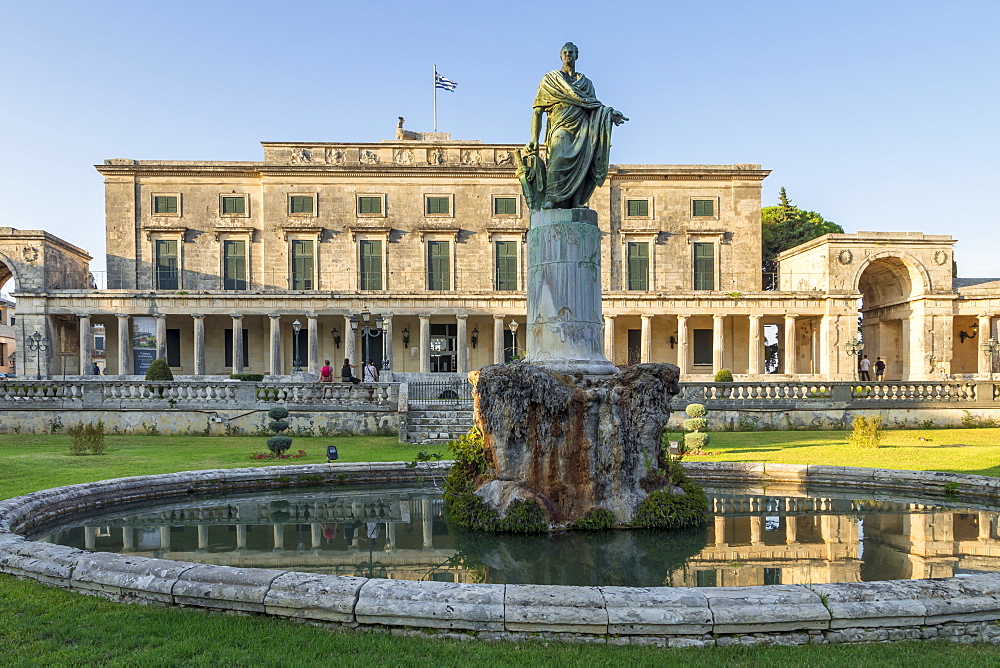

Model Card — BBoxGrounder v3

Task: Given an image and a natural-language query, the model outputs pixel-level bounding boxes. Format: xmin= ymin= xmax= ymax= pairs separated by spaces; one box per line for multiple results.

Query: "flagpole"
xmin=433 ymin=64 xmax=438 ymax=132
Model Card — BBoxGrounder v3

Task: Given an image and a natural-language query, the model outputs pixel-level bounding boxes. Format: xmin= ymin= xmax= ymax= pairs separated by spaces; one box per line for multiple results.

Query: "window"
xmin=291 ymin=239 xmax=314 ymax=290
xmin=696 ymin=570 xmax=717 ymax=587
xmin=94 ymin=335 xmax=105 ymax=352
xmin=358 ymin=196 xmax=383 ymax=215
xmin=221 ymin=196 xmax=246 ymax=215
xmin=693 ymin=242 xmax=715 ymax=290
xmin=224 ymin=329 xmax=250 ymax=368
xmin=692 ymin=199 xmax=715 ymax=217
xmin=764 ymin=568 xmax=782 ymax=586
xmin=626 ymin=199 xmax=649 ymax=217
xmin=426 ymin=196 xmax=450 ymax=215
xmin=223 ymin=239 xmax=247 ymax=290
xmin=155 ymin=239 xmax=178 ymax=290
xmin=627 ymin=242 xmax=649 ymax=290
xmin=693 ymin=329 xmax=713 ymax=366
xmin=493 ymin=197 xmax=517 ymax=215
xmin=153 ymin=195 xmax=178 ymax=215
xmin=427 ymin=240 xmax=450 ymax=290
xmin=289 ymin=195 xmax=314 ymax=215
xmin=166 ymin=329 xmax=181 ymax=367
xmin=359 ymin=240 xmax=383 ymax=291
xmin=495 ymin=241 xmax=518 ymax=291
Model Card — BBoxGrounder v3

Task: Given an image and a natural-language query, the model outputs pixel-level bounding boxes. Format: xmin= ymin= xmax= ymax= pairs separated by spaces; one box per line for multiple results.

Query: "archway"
xmin=856 ymin=256 xmax=923 ymax=380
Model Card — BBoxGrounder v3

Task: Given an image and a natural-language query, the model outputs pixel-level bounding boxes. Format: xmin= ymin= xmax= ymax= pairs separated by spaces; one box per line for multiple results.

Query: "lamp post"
xmin=845 ymin=337 xmax=863 ymax=382
xmin=291 ymin=319 xmax=302 ymax=373
xmin=509 ymin=319 xmax=519 ymax=359
xmin=982 ymin=336 xmax=1000 ymax=380
xmin=27 ymin=331 xmax=49 ymax=380
xmin=351 ymin=310 xmax=385 ymax=369
xmin=471 ymin=326 xmax=479 ymax=349
xmin=331 ymin=327 xmax=341 ymax=350
xmin=353 ymin=525 xmax=388 ymax=579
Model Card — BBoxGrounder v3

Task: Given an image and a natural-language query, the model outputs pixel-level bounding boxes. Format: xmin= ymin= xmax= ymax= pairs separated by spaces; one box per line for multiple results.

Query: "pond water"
xmin=31 ymin=482 xmax=1000 ymax=588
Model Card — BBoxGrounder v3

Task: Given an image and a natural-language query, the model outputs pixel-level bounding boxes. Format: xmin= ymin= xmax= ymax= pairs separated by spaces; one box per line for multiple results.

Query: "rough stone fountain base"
xmin=464 ymin=362 xmax=703 ymax=529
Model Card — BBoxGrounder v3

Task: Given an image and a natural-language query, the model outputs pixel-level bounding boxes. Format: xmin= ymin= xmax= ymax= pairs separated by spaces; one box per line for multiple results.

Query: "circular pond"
xmin=29 ymin=480 xmax=1000 ymax=588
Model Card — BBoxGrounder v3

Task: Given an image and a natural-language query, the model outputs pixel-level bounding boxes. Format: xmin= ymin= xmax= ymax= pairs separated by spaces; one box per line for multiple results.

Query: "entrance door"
xmin=627 ymin=329 xmax=641 ymax=365
xmin=359 ymin=331 xmax=384 ymax=369
xmin=430 ymin=324 xmax=456 ymax=372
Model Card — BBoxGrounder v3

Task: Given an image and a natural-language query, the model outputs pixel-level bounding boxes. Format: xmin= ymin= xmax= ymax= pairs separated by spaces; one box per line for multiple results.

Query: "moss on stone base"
xmin=443 ymin=466 xmax=548 ymax=533
xmin=569 ymin=508 xmax=615 ymax=531
xmin=629 ymin=468 xmax=709 ymax=530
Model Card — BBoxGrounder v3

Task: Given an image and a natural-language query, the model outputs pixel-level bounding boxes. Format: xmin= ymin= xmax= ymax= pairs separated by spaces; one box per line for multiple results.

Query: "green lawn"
xmin=4 ymin=428 xmax=1000 ymax=665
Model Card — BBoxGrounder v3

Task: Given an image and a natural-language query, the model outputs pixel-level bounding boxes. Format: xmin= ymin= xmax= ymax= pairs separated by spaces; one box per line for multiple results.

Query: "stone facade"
xmin=1 ymin=134 xmax=998 ymax=381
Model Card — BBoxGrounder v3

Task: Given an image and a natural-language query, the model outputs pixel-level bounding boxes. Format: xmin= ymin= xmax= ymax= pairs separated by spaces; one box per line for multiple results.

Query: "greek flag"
xmin=435 ymin=73 xmax=457 ymax=91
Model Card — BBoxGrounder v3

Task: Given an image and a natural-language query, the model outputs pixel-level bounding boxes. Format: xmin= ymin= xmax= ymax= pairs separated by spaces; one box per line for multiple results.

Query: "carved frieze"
xmin=837 ymin=249 xmax=853 ymax=265
xmin=22 ymin=246 xmax=39 ymax=262
xmin=495 ymin=150 xmax=513 ymax=166
xmin=325 ymin=148 xmax=345 ymax=165
xmin=460 ymin=149 xmax=482 ymax=166
xmin=393 ymin=148 xmax=414 ymax=165
xmin=933 ymin=250 xmax=948 ymax=266
xmin=428 ymin=148 xmax=446 ymax=165
xmin=360 ymin=150 xmax=380 ymax=165
xmin=289 ymin=148 xmax=312 ymax=164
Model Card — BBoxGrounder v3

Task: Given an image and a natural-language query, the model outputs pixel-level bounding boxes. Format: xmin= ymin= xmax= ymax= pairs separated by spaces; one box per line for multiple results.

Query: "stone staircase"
xmin=404 ymin=407 xmax=474 ymax=445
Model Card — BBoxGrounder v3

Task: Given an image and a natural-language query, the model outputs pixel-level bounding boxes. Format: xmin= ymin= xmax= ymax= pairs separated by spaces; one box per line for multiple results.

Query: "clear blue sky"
xmin=2 ymin=0 xmax=998 ymax=284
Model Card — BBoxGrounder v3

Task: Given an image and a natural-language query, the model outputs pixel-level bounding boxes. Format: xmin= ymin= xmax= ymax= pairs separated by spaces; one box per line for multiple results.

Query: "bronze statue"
xmin=518 ymin=42 xmax=628 ymax=210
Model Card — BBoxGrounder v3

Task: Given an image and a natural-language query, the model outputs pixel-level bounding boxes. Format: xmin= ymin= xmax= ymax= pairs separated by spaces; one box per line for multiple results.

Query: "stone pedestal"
xmin=526 ymin=208 xmax=615 ymax=375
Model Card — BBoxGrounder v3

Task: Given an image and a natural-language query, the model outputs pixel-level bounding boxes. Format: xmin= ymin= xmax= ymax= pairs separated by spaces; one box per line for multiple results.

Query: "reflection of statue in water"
xmin=518 ymin=42 xmax=628 ymax=210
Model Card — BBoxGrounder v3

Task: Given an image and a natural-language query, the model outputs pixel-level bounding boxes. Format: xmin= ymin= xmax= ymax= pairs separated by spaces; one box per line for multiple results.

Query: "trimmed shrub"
xmin=683 ymin=418 xmax=708 ymax=432
xmin=714 ymin=368 xmax=733 ymax=383
xmin=685 ymin=403 xmax=707 ymax=418
xmin=268 ymin=406 xmax=289 ymax=420
xmin=230 ymin=373 xmax=264 ymax=381
xmin=684 ymin=431 xmax=710 ymax=454
xmin=849 ymin=415 xmax=884 ymax=449
xmin=145 ymin=359 xmax=173 ymax=381
xmin=266 ymin=435 xmax=293 ymax=454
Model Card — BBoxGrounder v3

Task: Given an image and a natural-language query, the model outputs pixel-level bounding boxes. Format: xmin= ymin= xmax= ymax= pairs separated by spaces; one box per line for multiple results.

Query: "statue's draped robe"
xmin=533 ymin=70 xmax=616 ymax=207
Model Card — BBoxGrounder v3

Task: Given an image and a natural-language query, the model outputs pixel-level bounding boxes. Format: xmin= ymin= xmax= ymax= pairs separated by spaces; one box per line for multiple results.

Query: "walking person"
xmin=859 ymin=355 xmax=872 ymax=381
xmin=875 ymin=357 xmax=886 ymax=382
xmin=363 ymin=359 xmax=379 ymax=383
xmin=341 ymin=358 xmax=361 ymax=384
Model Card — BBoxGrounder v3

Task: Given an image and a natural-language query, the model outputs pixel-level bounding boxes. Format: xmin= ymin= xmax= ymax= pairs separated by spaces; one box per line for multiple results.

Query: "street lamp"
xmin=845 ymin=337 xmax=863 ymax=381
xmin=471 ymin=326 xmax=479 ymax=349
xmin=509 ymin=319 xmax=519 ymax=359
xmin=331 ymin=327 xmax=341 ymax=349
xmin=27 ymin=331 xmax=49 ymax=380
xmin=351 ymin=310 xmax=386 ymax=369
xmin=353 ymin=525 xmax=388 ymax=579
xmin=982 ymin=336 xmax=1000 ymax=380
xmin=291 ymin=319 xmax=302 ymax=373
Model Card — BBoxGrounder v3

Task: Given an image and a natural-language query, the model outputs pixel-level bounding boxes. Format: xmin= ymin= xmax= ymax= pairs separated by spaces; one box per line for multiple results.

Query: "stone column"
xmin=979 ymin=512 xmax=993 ymax=540
xmin=456 ymin=314 xmax=468 ymax=374
xmin=419 ymin=315 xmax=431 ymax=373
xmin=267 ymin=315 xmax=281 ymax=376
xmin=493 ymin=315 xmax=505 ymax=365
xmin=712 ymin=315 xmax=724 ymax=374
xmin=640 ymin=314 xmax=653 ymax=363
xmin=78 ymin=314 xmax=92 ymax=375
xmin=121 ymin=527 xmax=134 ymax=552
xmin=786 ymin=516 xmax=799 ymax=544
xmin=382 ymin=315 xmax=394 ymax=371
xmin=155 ymin=314 xmax=167 ymax=362
xmin=273 ymin=524 xmax=284 ymax=550
xmin=311 ymin=523 xmax=322 ymax=549
xmin=748 ymin=314 xmax=762 ymax=376
xmin=714 ymin=516 xmax=726 ymax=547
xmin=197 ymin=525 xmax=209 ymax=550
xmin=192 ymin=314 xmax=206 ymax=375
xmin=603 ymin=315 xmax=616 ymax=364
xmin=231 ymin=314 xmax=244 ymax=374
xmin=307 ymin=313 xmax=319 ymax=375
xmin=750 ymin=516 xmax=763 ymax=545
xmin=116 ymin=314 xmax=131 ymax=375
xmin=344 ymin=315 xmax=357 ymax=367
xmin=236 ymin=524 xmax=247 ymax=550
xmin=783 ymin=314 xmax=797 ymax=375
xmin=978 ymin=314 xmax=994 ymax=378
xmin=676 ymin=315 xmax=689 ymax=376
xmin=819 ymin=313 xmax=832 ymax=378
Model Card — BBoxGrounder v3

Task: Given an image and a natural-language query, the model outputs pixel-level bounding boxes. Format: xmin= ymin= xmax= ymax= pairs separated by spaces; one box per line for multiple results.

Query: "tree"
xmin=762 ymin=188 xmax=843 ymax=289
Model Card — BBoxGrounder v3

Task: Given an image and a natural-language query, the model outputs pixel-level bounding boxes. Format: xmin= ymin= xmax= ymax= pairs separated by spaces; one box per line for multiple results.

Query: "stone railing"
xmin=0 ymin=379 xmax=398 ymax=411
xmin=677 ymin=380 xmax=996 ymax=408
xmin=4 ymin=462 xmax=1000 ymax=647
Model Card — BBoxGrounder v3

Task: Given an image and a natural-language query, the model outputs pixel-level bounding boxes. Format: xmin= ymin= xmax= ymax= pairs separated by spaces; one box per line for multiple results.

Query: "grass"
xmin=4 ymin=428 xmax=1000 ymax=665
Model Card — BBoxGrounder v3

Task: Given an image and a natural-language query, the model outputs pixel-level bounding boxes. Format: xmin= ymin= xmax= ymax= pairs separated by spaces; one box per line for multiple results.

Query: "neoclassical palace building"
xmin=0 ymin=132 xmax=997 ymax=380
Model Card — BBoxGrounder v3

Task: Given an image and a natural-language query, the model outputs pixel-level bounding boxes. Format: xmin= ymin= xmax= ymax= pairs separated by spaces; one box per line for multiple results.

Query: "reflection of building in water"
xmin=38 ymin=488 xmax=1000 ymax=587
